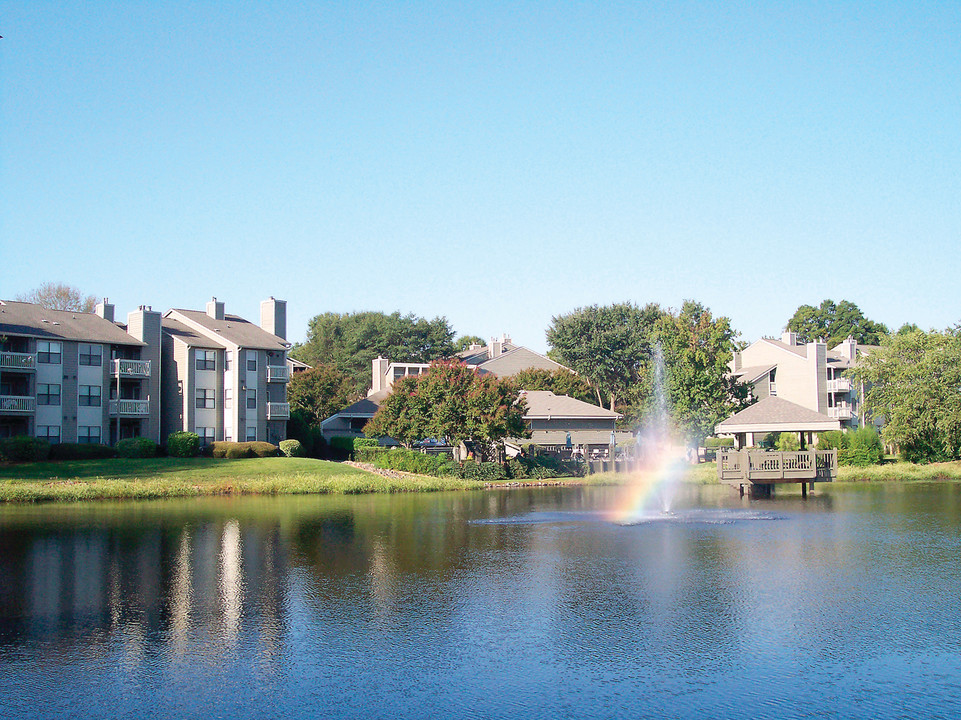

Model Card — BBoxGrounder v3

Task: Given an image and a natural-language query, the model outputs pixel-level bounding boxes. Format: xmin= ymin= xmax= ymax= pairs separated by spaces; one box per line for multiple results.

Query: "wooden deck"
xmin=717 ymin=450 xmax=837 ymax=497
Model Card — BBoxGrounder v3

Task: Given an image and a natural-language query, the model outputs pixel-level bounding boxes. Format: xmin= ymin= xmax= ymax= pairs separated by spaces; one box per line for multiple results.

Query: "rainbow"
xmin=608 ymin=445 xmax=689 ymax=523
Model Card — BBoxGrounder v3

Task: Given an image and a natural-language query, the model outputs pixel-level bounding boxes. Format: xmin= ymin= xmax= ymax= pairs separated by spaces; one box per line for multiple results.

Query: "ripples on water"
xmin=1 ymin=484 xmax=960 ymax=719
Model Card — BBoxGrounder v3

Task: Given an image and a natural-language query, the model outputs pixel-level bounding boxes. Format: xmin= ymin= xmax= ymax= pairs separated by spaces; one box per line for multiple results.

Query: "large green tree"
xmin=365 ymin=360 xmax=528 ymax=458
xmin=786 ymin=299 xmax=888 ymax=346
xmin=655 ymin=301 xmax=751 ymax=442
xmin=546 ymin=302 xmax=666 ymax=410
xmin=454 ymin=335 xmax=486 ymax=352
xmin=286 ymin=363 xmax=356 ymax=425
xmin=292 ymin=311 xmax=457 ymax=395
xmin=852 ymin=328 xmax=961 ymax=462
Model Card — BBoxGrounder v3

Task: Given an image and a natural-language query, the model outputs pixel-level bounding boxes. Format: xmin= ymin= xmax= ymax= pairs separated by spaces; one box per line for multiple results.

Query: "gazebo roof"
xmin=716 ymin=397 xmax=841 ymax=434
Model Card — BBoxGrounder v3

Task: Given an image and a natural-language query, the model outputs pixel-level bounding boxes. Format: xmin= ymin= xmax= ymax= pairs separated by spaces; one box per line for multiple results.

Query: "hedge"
xmin=0 ymin=436 xmax=51 ymax=462
xmin=704 ymin=437 xmax=736 ymax=449
xmin=372 ymin=447 xmax=456 ymax=476
xmin=279 ymin=439 xmax=306 ymax=457
xmin=507 ymin=454 xmax=586 ymax=479
xmin=209 ymin=441 xmax=279 ymax=459
xmin=817 ymin=428 xmax=883 ymax=466
xmin=116 ymin=437 xmax=159 ymax=459
xmin=328 ymin=436 xmax=355 ymax=460
xmin=49 ymin=443 xmax=117 ymax=461
xmin=167 ymin=432 xmax=200 ymax=458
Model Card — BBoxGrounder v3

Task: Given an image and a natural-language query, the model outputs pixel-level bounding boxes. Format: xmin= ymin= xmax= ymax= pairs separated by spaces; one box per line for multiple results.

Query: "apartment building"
xmin=160 ymin=298 xmax=291 ymax=446
xmin=0 ymin=300 xmax=162 ymax=444
xmin=730 ymin=331 xmax=877 ymax=429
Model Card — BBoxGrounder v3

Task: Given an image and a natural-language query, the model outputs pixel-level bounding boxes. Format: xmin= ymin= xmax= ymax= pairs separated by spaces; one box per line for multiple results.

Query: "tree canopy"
xmin=785 ymin=299 xmax=888 ymax=346
xmin=16 ymin=282 xmax=96 ymax=313
xmin=852 ymin=328 xmax=961 ymax=463
xmin=292 ymin=311 xmax=458 ymax=396
xmin=454 ymin=335 xmax=486 ymax=352
xmin=286 ymin=363 xmax=356 ymax=426
xmin=365 ymin=360 xmax=528 ymax=458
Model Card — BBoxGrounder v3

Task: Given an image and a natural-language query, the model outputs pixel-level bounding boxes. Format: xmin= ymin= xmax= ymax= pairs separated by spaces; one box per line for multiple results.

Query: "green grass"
xmin=837 ymin=460 xmax=961 ymax=483
xmin=0 ymin=457 xmax=485 ymax=503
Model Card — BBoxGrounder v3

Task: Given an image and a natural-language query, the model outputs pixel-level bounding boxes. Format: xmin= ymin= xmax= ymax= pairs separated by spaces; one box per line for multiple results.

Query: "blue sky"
xmin=3 ymin=2 xmax=959 ymax=353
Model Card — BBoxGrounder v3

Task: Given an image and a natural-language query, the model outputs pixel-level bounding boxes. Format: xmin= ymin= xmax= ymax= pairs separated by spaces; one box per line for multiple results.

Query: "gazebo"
xmin=715 ymin=396 xmax=841 ymax=450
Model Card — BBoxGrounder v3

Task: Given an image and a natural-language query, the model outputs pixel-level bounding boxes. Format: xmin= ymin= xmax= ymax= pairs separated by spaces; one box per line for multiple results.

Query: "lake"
xmin=1 ymin=482 xmax=960 ymax=719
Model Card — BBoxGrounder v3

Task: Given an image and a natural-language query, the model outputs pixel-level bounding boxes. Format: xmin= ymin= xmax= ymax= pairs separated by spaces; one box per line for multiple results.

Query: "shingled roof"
xmin=164 ymin=309 xmax=289 ymax=351
xmin=716 ymin=397 xmax=840 ymax=434
xmin=0 ymin=300 xmax=144 ymax=346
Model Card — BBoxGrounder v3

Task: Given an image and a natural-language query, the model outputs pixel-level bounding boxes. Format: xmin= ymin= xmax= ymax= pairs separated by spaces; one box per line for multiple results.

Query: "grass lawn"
xmin=0 ymin=457 xmax=486 ymax=503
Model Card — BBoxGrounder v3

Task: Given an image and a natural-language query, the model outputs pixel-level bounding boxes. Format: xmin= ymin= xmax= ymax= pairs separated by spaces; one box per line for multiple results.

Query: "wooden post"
xmin=801 ymin=481 xmax=808 ymax=499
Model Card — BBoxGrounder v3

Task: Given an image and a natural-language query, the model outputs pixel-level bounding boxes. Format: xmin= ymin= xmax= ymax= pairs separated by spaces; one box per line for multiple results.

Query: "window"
xmin=37 ymin=341 xmax=62 ymax=364
xmin=79 ymin=385 xmax=102 ymax=407
xmin=78 ymin=343 xmax=102 ymax=366
xmin=224 ymin=388 xmax=232 ymax=409
xmin=196 ymin=349 xmax=216 ymax=371
xmin=246 ymin=426 xmax=257 ymax=442
xmin=78 ymin=426 xmax=101 ymax=444
xmin=36 ymin=425 xmax=60 ymax=444
xmin=196 ymin=427 xmax=216 ymax=445
xmin=225 ymin=351 xmax=232 ymax=370
xmin=37 ymin=383 xmax=61 ymax=406
xmin=195 ymin=388 xmax=216 ymax=409
xmin=247 ymin=352 xmax=257 ymax=372
xmin=246 ymin=389 xmax=257 ymax=409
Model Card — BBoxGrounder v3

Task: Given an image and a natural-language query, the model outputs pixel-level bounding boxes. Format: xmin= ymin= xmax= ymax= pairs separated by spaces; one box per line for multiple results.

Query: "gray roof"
xmin=521 ymin=391 xmax=620 ymax=419
xmin=165 ymin=309 xmax=289 ymax=351
xmin=322 ymin=390 xmax=389 ymax=424
xmin=762 ymin=339 xmax=808 ymax=357
xmin=478 ymin=347 xmax=567 ymax=377
xmin=523 ymin=429 xmax=633 ymax=446
xmin=716 ymin=397 xmax=840 ymax=433
xmin=0 ymin=300 xmax=144 ymax=346
xmin=162 ymin=317 xmax=221 ymax=348
xmin=733 ymin=364 xmax=776 ymax=383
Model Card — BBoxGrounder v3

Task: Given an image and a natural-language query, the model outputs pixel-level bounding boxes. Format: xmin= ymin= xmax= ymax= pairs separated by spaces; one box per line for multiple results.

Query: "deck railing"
xmin=109 ymin=399 xmax=150 ymax=416
xmin=266 ymin=365 xmax=290 ymax=383
xmin=718 ymin=450 xmax=837 ymax=483
xmin=112 ymin=359 xmax=151 ymax=377
xmin=0 ymin=395 xmax=36 ymax=413
xmin=0 ymin=352 xmax=36 ymax=371
xmin=827 ymin=378 xmax=852 ymax=393
xmin=266 ymin=402 xmax=290 ymax=420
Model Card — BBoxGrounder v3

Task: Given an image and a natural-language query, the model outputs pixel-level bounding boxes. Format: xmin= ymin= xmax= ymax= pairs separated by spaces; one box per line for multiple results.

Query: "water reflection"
xmin=0 ymin=484 xmax=959 ymax=719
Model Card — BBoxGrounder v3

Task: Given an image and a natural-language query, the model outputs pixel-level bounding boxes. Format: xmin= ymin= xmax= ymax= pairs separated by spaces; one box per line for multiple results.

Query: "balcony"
xmin=0 ymin=352 xmax=36 ymax=371
xmin=109 ymin=399 xmax=150 ymax=416
xmin=266 ymin=365 xmax=290 ymax=383
xmin=266 ymin=402 xmax=290 ymax=420
xmin=0 ymin=396 xmax=36 ymax=413
xmin=827 ymin=378 xmax=852 ymax=393
xmin=828 ymin=404 xmax=853 ymax=420
xmin=112 ymin=359 xmax=151 ymax=378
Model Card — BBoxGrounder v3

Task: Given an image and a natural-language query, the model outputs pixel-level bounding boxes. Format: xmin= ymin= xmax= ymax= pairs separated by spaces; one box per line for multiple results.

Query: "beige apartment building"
xmin=1 ymin=296 xmax=291 ymax=447
xmin=0 ymin=300 xmax=162 ymax=444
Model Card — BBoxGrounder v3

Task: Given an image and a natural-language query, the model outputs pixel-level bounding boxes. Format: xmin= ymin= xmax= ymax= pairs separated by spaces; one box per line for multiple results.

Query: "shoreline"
xmin=1 ymin=457 xmax=960 ymax=504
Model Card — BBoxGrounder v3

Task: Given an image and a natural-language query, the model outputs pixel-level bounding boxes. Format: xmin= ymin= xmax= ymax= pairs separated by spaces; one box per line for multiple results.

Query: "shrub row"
xmin=117 ymin=437 xmax=159 ymax=458
xmin=0 ymin=436 xmax=51 ymax=462
xmin=704 ymin=437 xmax=736 ymax=449
xmin=207 ymin=441 xmax=279 ymax=459
xmin=507 ymin=454 xmax=587 ymax=479
xmin=372 ymin=447 xmax=457 ymax=476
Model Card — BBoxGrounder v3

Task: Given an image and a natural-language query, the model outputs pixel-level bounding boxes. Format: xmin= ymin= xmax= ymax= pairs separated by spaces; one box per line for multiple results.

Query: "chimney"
xmin=260 ymin=297 xmax=287 ymax=340
xmin=95 ymin=298 xmax=115 ymax=322
xmin=836 ymin=336 xmax=857 ymax=360
xmin=488 ymin=333 xmax=511 ymax=359
xmin=781 ymin=330 xmax=798 ymax=346
xmin=370 ymin=357 xmax=390 ymax=395
xmin=206 ymin=297 xmax=225 ymax=321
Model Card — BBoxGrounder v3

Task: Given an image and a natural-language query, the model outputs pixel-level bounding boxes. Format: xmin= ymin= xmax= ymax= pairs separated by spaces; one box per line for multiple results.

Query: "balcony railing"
xmin=266 ymin=402 xmax=290 ymax=420
xmin=827 ymin=378 xmax=852 ymax=393
xmin=112 ymin=359 xmax=151 ymax=378
xmin=266 ymin=365 xmax=290 ymax=383
xmin=828 ymin=405 xmax=852 ymax=420
xmin=109 ymin=399 xmax=150 ymax=416
xmin=0 ymin=395 xmax=36 ymax=413
xmin=0 ymin=352 xmax=37 ymax=371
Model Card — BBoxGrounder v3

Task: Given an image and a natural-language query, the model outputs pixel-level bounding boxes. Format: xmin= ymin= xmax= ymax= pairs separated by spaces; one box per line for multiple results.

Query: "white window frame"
xmin=196 ymin=349 xmax=216 ymax=371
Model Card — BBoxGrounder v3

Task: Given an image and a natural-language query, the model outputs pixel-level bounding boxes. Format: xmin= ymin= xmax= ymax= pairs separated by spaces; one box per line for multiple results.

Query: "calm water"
xmin=1 ymin=483 xmax=960 ymax=719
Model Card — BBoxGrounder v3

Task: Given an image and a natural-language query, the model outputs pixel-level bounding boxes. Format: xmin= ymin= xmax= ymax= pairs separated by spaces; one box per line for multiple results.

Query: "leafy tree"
xmin=546 ymin=302 xmax=666 ymax=410
xmin=365 ymin=360 xmax=528 ymax=458
xmin=786 ymin=299 xmax=888 ymax=346
xmin=286 ymin=363 xmax=356 ymax=426
xmin=454 ymin=335 xmax=486 ymax=352
xmin=852 ymin=328 xmax=961 ymax=462
xmin=895 ymin=323 xmax=922 ymax=336
xmin=511 ymin=367 xmax=594 ymax=403
xmin=655 ymin=301 xmax=751 ymax=443
xmin=16 ymin=282 xmax=96 ymax=312
xmin=292 ymin=311 xmax=456 ymax=395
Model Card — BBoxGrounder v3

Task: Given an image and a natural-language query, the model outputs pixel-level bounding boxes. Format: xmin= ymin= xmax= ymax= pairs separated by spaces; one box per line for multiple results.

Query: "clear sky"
xmin=2 ymin=2 xmax=959 ymax=353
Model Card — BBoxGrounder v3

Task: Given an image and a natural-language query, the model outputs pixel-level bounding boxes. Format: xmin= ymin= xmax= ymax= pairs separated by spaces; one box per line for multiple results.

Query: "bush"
xmin=507 ymin=453 xmax=586 ymax=480
xmin=354 ymin=437 xmax=379 ymax=451
xmin=704 ymin=437 xmax=736 ymax=449
xmin=247 ymin=441 xmax=279 ymax=457
xmin=279 ymin=439 xmax=306 ymax=457
xmin=817 ymin=431 xmax=845 ymax=452
xmin=842 ymin=428 xmax=883 ymax=466
xmin=0 ymin=435 xmax=51 ymax=462
xmin=167 ymin=431 xmax=200 ymax=458
xmin=286 ymin=409 xmax=326 ymax=458
xmin=209 ymin=441 xmax=279 ymax=459
xmin=455 ymin=460 xmax=507 ymax=481
xmin=328 ymin=436 xmax=355 ymax=460
xmin=355 ymin=445 xmax=388 ymax=463
xmin=116 ymin=437 xmax=158 ymax=459
xmin=372 ymin=447 xmax=455 ymax=476
xmin=225 ymin=444 xmax=252 ymax=459
xmin=776 ymin=432 xmax=800 ymax=451
xmin=49 ymin=443 xmax=117 ymax=461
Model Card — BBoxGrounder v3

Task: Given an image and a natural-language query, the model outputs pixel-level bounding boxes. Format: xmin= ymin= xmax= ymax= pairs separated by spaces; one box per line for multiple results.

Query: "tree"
xmin=546 ymin=302 xmax=666 ymax=410
xmin=16 ymin=282 xmax=96 ymax=313
xmin=655 ymin=301 xmax=751 ymax=443
xmin=454 ymin=335 xmax=485 ymax=352
xmin=292 ymin=311 xmax=457 ymax=396
xmin=786 ymin=299 xmax=888 ymax=346
xmin=286 ymin=363 xmax=356 ymax=426
xmin=852 ymin=328 xmax=961 ymax=462
xmin=365 ymin=360 xmax=528 ymax=458
xmin=511 ymin=367 xmax=595 ymax=404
